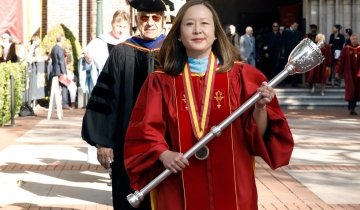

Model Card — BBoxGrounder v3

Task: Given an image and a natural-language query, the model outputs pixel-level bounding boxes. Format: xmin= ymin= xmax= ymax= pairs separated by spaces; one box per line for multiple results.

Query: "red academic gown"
xmin=336 ymin=45 xmax=360 ymax=101
xmin=306 ymin=44 xmax=333 ymax=85
xmin=124 ymin=62 xmax=294 ymax=210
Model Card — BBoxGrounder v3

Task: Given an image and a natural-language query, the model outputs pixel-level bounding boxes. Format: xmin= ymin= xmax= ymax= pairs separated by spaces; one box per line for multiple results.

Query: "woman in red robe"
xmin=306 ymin=33 xmax=333 ymax=95
xmin=124 ymin=1 xmax=294 ymax=210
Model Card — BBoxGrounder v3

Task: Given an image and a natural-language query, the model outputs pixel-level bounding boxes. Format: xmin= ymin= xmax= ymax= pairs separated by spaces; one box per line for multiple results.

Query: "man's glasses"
xmin=273 ymin=25 xmax=279 ymax=27
xmin=140 ymin=15 xmax=162 ymax=22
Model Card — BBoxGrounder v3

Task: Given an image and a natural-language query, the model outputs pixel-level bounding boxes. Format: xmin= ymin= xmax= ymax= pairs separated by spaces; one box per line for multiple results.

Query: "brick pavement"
xmin=0 ymin=106 xmax=359 ymax=210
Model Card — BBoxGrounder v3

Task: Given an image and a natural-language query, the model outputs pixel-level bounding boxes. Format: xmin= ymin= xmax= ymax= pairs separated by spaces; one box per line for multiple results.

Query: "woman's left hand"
xmin=255 ymin=81 xmax=275 ymax=109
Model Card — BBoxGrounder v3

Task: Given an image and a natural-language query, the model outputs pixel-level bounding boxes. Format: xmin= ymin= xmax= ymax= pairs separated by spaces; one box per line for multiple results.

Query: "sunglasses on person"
xmin=140 ymin=14 xmax=162 ymax=22
xmin=273 ymin=25 xmax=279 ymax=27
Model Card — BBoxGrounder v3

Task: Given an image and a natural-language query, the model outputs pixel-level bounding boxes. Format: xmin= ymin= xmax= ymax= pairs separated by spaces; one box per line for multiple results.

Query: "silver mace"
xmin=127 ymin=38 xmax=325 ymax=208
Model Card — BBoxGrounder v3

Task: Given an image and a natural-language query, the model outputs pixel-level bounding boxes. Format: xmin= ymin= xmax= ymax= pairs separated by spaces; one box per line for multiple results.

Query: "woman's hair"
xmin=345 ymin=28 xmax=353 ymax=36
xmin=158 ymin=0 xmax=239 ymax=75
xmin=112 ymin=10 xmax=131 ymax=25
xmin=315 ymin=33 xmax=325 ymax=43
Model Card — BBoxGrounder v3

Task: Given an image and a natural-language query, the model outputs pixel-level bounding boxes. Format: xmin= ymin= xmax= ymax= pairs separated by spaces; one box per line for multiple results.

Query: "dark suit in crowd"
xmin=50 ymin=38 xmax=69 ymax=107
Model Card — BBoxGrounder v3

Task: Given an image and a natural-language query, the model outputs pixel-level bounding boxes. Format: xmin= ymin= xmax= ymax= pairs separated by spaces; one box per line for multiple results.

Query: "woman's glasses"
xmin=140 ymin=15 xmax=162 ymax=22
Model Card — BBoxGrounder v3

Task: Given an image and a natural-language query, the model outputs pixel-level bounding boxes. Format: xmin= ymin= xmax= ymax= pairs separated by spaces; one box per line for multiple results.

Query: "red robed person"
xmin=336 ymin=33 xmax=360 ymax=115
xmin=124 ymin=1 xmax=294 ymax=210
xmin=306 ymin=33 xmax=333 ymax=96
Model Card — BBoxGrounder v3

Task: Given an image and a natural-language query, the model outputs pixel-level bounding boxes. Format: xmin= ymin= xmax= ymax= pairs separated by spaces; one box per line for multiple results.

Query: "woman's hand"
xmin=255 ymin=81 xmax=275 ymax=109
xmin=159 ymin=150 xmax=189 ymax=173
xmin=253 ymin=81 xmax=275 ymax=135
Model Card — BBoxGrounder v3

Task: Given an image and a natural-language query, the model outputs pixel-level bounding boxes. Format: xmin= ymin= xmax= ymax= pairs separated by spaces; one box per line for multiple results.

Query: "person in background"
xmin=80 ymin=10 xmax=131 ymax=181
xmin=306 ymin=33 xmax=333 ymax=96
xmin=81 ymin=0 xmax=174 ymax=209
xmin=284 ymin=21 xmax=302 ymax=57
xmin=344 ymin=28 xmax=353 ymax=47
xmin=49 ymin=34 xmax=72 ymax=110
xmin=225 ymin=24 xmax=240 ymax=53
xmin=27 ymin=34 xmax=42 ymax=64
xmin=279 ymin=25 xmax=285 ymax=34
xmin=263 ymin=22 xmax=285 ymax=79
xmin=329 ymin=24 xmax=345 ymax=60
xmin=336 ymin=34 xmax=360 ymax=115
xmin=305 ymin=24 xmax=318 ymax=43
xmin=0 ymin=32 xmax=18 ymax=63
xmin=240 ymin=26 xmax=256 ymax=66
xmin=64 ymin=47 xmax=77 ymax=108
xmin=283 ymin=21 xmax=303 ymax=87
xmin=79 ymin=10 xmax=131 ymax=95
xmin=124 ymin=1 xmax=294 ymax=210
xmin=329 ymin=24 xmax=345 ymax=86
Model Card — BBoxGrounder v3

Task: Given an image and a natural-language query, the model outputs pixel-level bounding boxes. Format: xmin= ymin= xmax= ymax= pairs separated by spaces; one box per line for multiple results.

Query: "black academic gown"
xmin=82 ymin=37 xmax=163 ymax=210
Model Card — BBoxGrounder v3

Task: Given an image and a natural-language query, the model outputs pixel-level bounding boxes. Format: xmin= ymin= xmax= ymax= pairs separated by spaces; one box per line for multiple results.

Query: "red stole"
xmin=175 ymin=66 xmax=238 ymax=210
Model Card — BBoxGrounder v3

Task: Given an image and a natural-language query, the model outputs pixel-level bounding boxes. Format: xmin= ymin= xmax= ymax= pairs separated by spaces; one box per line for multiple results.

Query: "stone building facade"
xmin=303 ymin=0 xmax=360 ymax=39
xmin=40 ymin=0 xmax=359 ymax=49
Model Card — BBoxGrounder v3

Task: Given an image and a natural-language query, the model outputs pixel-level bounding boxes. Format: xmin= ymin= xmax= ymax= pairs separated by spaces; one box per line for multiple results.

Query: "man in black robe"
xmin=283 ymin=21 xmax=303 ymax=86
xmin=305 ymin=24 xmax=318 ymax=43
xmin=81 ymin=0 xmax=174 ymax=209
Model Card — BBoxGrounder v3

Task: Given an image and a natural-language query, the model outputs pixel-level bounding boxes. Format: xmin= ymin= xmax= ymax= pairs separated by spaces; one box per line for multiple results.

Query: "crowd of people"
xmin=1 ymin=0 xmax=359 ymax=209
xmin=1 ymin=3 xmax=358 ymax=116
xmin=224 ymin=21 xmax=359 ymax=115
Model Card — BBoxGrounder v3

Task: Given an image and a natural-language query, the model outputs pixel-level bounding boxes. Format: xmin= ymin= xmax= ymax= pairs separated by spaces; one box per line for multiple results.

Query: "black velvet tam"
xmin=128 ymin=0 xmax=174 ymax=12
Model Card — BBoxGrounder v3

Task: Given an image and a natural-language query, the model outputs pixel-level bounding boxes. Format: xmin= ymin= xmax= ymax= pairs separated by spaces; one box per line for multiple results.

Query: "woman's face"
xmin=112 ymin=20 xmax=130 ymax=38
xmin=179 ymin=4 xmax=215 ymax=59
xmin=136 ymin=12 xmax=164 ymax=40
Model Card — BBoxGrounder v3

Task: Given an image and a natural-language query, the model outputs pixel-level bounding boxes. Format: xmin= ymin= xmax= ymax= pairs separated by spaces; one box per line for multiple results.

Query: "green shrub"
xmin=0 ymin=62 xmax=26 ymax=126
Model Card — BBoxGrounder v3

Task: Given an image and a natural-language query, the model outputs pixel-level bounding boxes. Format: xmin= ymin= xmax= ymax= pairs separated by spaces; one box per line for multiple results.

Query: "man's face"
xmin=59 ymin=37 xmax=66 ymax=46
xmin=272 ymin=23 xmax=279 ymax=32
xmin=2 ymin=33 xmax=10 ymax=42
xmin=229 ymin=25 xmax=236 ymax=35
xmin=136 ymin=11 xmax=164 ymax=40
xmin=350 ymin=35 xmax=359 ymax=46
xmin=310 ymin=27 xmax=317 ymax=33
xmin=279 ymin=26 xmax=284 ymax=34
xmin=246 ymin=27 xmax=253 ymax=35
xmin=333 ymin=27 xmax=339 ymax=33
xmin=291 ymin=23 xmax=298 ymax=30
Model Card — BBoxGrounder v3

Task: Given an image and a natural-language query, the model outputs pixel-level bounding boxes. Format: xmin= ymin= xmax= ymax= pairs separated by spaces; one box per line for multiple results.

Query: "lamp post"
xmin=96 ymin=0 xmax=103 ymax=36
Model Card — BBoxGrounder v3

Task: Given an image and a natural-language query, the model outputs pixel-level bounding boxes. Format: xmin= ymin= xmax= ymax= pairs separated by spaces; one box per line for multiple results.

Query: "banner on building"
xmin=0 ymin=0 xmax=23 ymax=43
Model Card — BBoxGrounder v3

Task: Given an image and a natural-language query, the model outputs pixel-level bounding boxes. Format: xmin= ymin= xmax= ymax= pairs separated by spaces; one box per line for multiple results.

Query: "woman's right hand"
xmin=159 ymin=150 xmax=189 ymax=173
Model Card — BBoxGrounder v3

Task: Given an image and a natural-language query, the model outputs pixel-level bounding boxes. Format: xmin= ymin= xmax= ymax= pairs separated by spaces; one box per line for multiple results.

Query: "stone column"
xmin=326 ymin=0 xmax=335 ymax=38
xmin=96 ymin=0 xmax=103 ymax=36
xmin=319 ymin=0 xmax=325 ymax=34
xmin=355 ymin=0 xmax=360 ymax=33
xmin=343 ymin=0 xmax=352 ymax=29
xmin=303 ymin=0 xmax=310 ymax=31
xmin=310 ymin=0 xmax=319 ymax=27
xmin=335 ymin=0 xmax=341 ymax=25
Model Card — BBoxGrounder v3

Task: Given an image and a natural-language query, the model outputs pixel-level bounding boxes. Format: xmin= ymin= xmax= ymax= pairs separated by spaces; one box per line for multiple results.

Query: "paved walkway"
xmin=0 ymin=106 xmax=359 ymax=210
